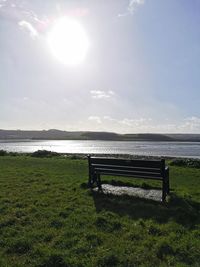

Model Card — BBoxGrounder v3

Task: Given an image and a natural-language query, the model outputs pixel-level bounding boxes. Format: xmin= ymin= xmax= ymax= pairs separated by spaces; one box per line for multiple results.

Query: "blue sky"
xmin=0 ymin=0 xmax=200 ymax=133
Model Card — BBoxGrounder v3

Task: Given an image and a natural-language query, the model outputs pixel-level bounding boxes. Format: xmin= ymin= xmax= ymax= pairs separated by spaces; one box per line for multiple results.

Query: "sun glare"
xmin=47 ymin=17 xmax=89 ymax=65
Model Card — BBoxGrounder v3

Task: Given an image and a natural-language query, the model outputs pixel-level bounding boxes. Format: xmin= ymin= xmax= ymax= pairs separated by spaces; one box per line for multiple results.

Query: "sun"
xmin=47 ymin=17 xmax=89 ymax=65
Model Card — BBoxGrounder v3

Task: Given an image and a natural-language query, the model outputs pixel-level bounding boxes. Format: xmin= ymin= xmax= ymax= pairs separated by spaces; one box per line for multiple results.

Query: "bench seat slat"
xmin=91 ymin=163 xmax=161 ymax=174
xmin=90 ymin=158 xmax=162 ymax=168
xmin=94 ymin=168 xmax=162 ymax=179
xmin=96 ymin=171 xmax=163 ymax=180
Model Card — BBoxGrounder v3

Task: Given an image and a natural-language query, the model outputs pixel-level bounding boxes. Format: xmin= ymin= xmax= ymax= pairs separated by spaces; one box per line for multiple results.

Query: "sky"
xmin=0 ymin=0 xmax=200 ymax=133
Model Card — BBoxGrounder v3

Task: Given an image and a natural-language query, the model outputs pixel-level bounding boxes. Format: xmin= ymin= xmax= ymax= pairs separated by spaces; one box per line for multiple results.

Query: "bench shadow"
xmin=90 ymin=188 xmax=200 ymax=229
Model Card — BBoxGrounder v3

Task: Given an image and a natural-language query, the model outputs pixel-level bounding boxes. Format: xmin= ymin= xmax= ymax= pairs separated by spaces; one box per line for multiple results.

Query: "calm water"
xmin=0 ymin=140 xmax=200 ymax=158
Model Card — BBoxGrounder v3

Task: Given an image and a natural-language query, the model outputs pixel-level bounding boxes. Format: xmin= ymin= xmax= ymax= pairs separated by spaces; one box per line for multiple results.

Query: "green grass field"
xmin=0 ymin=155 xmax=199 ymax=267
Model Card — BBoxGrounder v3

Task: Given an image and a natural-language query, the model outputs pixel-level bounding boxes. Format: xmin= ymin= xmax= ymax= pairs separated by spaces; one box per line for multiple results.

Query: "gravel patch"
xmin=93 ymin=184 xmax=162 ymax=202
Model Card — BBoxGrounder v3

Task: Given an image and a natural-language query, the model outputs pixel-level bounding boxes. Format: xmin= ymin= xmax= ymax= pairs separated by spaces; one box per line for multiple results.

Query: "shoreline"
xmin=1 ymin=150 xmax=200 ymax=161
xmin=1 ymin=138 xmax=200 ymax=143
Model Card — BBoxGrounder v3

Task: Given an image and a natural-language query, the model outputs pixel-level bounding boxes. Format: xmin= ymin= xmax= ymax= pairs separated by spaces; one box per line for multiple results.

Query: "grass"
xmin=0 ymin=155 xmax=199 ymax=267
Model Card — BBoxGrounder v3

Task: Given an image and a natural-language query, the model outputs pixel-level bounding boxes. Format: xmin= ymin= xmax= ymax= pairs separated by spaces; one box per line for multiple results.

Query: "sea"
xmin=0 ymin=140 xmax=200 ymax=158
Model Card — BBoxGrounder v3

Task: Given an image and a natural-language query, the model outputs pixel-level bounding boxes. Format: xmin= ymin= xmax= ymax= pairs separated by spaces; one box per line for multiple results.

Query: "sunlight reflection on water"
xmin=1 ymin=140 xmax=200 ymax=158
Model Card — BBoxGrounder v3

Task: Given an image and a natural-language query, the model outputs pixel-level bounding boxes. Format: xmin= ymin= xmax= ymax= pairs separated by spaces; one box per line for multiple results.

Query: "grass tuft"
xmin=39 ymin=253 xmax=68 ymax=267
xmin=7 ymin=238 xmax=32 ymax=254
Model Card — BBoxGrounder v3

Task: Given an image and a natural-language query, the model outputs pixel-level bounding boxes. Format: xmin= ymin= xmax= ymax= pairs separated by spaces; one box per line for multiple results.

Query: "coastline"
xmin=1 ymin=149 xmax=200 ymax=161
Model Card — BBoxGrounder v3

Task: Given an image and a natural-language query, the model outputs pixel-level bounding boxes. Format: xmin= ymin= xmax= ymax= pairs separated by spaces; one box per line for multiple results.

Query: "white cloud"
xmin=96 ymin=116 xmax=153 ymax=132
xmin=103 ymin=116 xmax=151 ymax=127
xmin=178 ymin=117 xmax=200 ymax=132
xmin=0 ymin=0 xmax=6 ymax=5
xmin=0 ymin=0 xmax=6 ymax=8
xmin=90 ymin=90 xmax=115 ymax=99
xmin=86 ymin=116 xmax=200 ymax=133
xmin=88 ymin=116 xmax=102 ymax=124
xmin=18 ymin=20 xmax=38 ymax=39
xmin=128 ymin=0 xmax=145 ymax=14
xmin=119 ymin=0 xmax=145 ymax=16
xmin=120 ymin=118 xmax=152 ymax=127
xmin=103 ymin=115 xmax=114 ymax=120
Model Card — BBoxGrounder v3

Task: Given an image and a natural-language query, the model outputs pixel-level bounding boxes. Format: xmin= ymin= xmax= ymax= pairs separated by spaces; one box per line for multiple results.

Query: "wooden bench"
xmin=88 ymin=155 xmax=169 ymax=202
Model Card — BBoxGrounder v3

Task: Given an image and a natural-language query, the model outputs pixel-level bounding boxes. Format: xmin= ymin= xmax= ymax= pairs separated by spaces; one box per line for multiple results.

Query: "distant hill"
xmin=0 ymin=129 xmax=200 ymax=142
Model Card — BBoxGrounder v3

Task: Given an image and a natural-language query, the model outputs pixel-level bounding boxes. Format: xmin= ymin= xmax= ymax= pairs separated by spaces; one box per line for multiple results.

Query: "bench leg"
xmin=166 ymin=169 xmax=170 ymax=194
xmin=88 ymin=171 xmax=95 ymax=187
xmin=166 ymin=177 xmax=170 ymax=194
xmin=88 ymin=172 xmax=98 ymax=188
xmin=88 ymin=174 xmax=92 ymax=187
xmin=96 ymin=173 xmax=102 ymax=192
xmin=162 ymin=179 xmax=167 ymax=203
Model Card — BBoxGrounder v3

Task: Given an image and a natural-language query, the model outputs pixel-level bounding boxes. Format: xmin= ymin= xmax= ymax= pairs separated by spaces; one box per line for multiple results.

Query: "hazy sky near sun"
xmin=0 ymin=0 xmax=200 ymax=133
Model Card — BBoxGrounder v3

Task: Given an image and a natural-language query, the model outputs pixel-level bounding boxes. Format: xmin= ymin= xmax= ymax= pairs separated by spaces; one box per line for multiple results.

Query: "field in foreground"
xmin=0 ymin=156 xmax=199 ymax=267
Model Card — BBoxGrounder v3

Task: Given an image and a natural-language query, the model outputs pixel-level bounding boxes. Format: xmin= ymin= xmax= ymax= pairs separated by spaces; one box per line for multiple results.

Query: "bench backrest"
xmin=88 ymin=157 xmax=166 ymax=180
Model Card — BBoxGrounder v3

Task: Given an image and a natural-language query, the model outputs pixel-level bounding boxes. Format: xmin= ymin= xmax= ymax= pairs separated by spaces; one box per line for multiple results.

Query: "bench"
xmin=88 ymin=155 xmax=169 ymax=202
